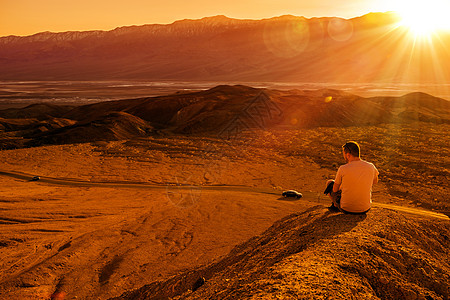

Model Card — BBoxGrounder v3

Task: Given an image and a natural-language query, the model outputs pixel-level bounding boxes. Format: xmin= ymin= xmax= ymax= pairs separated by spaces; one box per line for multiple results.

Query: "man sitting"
xmin=325 ymin=141 xmax=379 ymax=214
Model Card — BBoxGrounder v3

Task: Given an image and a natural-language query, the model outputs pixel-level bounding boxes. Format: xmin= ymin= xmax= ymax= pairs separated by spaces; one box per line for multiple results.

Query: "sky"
xmin=0 ymin=0 xmax=398 ymax=37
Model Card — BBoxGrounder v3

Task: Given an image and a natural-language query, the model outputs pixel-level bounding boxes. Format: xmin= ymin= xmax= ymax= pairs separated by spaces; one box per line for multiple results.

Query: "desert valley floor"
xmin=0 ymin=85 xmax=449 ymax=299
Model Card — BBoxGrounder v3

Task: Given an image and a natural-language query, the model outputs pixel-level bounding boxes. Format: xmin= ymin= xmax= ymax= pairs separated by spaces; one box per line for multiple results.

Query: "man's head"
xmin=342 ymin=141 xmax=360 ymax=162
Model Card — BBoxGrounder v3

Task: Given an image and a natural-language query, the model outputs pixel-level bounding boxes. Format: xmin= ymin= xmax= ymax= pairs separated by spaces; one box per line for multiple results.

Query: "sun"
xmin=393 ymin=0 xmax=450 ymax=36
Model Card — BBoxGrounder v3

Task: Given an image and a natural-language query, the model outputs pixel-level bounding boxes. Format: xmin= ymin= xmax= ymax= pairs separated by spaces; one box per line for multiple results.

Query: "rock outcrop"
xmin=113 ymin=207 xmax=450 ymax=300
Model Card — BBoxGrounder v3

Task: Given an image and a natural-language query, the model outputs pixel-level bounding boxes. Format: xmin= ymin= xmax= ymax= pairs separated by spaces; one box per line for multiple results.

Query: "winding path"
xmin=1 ymin=170 xmax=448 ymax=221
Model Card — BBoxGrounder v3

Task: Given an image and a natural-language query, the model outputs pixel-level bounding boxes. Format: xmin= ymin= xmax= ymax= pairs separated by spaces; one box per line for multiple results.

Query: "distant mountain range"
xmin=0 ymin=85 xmax=448 ymax=149
xmin=1 ymin=13 xmax=449 ymax=83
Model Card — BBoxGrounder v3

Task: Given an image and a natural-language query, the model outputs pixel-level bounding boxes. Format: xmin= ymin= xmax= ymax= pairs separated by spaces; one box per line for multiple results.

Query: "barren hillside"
xmin=0 ymin=85 xmax=448 ymax=149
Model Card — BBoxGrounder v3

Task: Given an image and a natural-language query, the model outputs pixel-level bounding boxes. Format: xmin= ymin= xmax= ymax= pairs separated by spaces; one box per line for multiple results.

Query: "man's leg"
xmin=325 ymin=180 xmax=341 ymax=211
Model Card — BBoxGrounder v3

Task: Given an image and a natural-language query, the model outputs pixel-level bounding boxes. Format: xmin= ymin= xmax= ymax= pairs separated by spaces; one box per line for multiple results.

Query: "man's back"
xmin=334 ymin=160 xmax=378 ymax=213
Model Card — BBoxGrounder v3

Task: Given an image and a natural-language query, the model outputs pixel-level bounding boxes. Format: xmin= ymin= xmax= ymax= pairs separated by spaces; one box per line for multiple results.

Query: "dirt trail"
xmin=1 ymin=170 xmax=447 ymax=221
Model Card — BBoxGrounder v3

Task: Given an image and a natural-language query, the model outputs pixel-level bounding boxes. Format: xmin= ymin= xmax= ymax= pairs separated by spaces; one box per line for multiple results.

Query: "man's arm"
xmin=373 ymin=172 xmax=379 ymax=184
xmin=333 ymin=167 xmax=342 ymax=193
xmin=332 ymin=180 xmax=341 ymax=193
xmin=373 ymin=166 xmax=379 ymax=184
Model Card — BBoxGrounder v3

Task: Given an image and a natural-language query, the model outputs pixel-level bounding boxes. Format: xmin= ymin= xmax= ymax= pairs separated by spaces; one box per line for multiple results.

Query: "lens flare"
xmin=394 ymin=0 xmax=450 ymax=36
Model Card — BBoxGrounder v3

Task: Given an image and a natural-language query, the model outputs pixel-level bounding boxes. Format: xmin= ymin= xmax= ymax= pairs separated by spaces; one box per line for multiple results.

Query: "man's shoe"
xmin=327 ymin=205 xmax=340 ymax=212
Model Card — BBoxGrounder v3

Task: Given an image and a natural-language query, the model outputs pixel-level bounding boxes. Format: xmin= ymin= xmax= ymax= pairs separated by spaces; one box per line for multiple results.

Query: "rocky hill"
xmin=0 ymin=85 xmax=449 ymax=149
xmin=112 ymin=206 xmax=450 ymax=299
xmin=29 ymin=112 xmax=153 ymax=146
xmin=0 ymin=103 xmax=74 ymax=120
xmin=1 ymin=13 xmax=449 ymax=83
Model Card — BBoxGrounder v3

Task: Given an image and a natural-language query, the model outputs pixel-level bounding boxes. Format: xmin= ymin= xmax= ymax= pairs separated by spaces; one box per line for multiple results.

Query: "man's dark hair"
xmin=342 ymin=141 xmax=360 ymax=157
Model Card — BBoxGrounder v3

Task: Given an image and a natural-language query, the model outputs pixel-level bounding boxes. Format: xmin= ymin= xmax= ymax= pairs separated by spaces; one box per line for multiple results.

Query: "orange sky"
xmin=0 ymin=0 xmax=396 ymax=37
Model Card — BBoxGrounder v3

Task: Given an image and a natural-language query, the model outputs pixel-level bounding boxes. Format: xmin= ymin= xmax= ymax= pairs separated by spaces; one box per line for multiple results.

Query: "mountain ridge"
xmin=0 ymin=13 xmax=397 ymax=41
xmin=4 ymin=12 xmax=446 ymax=83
